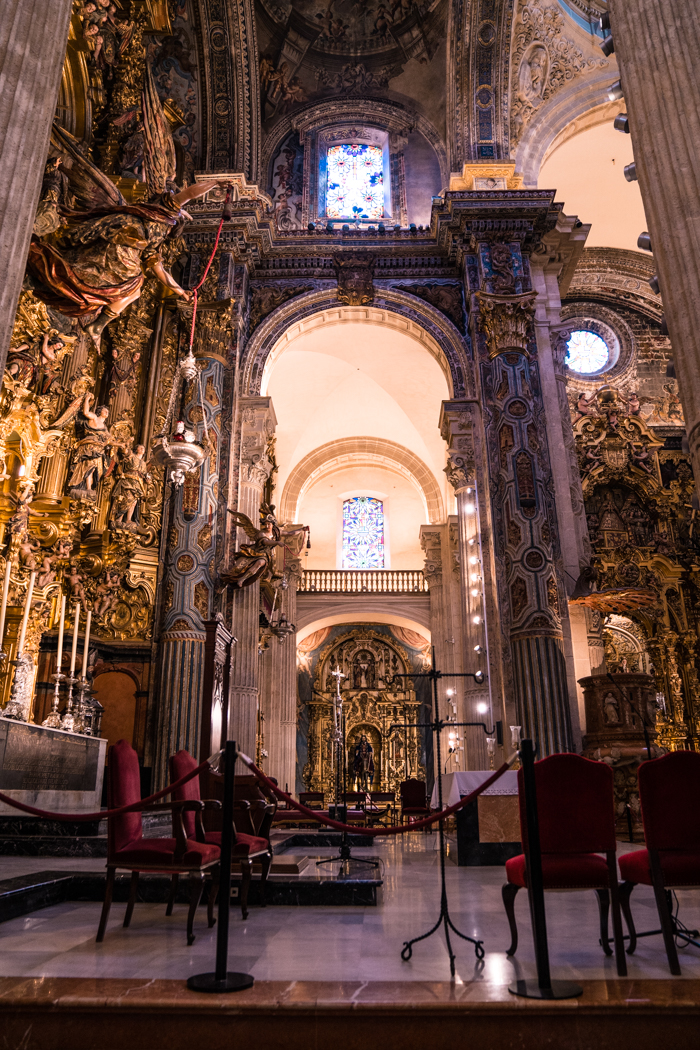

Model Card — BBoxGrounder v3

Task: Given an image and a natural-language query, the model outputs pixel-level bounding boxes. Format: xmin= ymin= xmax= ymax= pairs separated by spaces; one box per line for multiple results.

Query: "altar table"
xmin=430 ymin=770 xmax=521 ymax=867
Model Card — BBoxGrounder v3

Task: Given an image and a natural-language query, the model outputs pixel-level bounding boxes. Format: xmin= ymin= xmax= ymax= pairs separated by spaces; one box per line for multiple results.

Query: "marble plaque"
xmin=477 ymin=795 xmax=521 ymax=843
xmin=0 ymin=718 xmax=106 ymax=816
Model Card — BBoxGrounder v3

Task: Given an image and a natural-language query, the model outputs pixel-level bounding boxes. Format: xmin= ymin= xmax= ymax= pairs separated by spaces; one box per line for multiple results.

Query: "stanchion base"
xmin=508 ymin=979 xmax=583 ymax=1000
xmin=187 ymin=972 xmax=254 ymax=993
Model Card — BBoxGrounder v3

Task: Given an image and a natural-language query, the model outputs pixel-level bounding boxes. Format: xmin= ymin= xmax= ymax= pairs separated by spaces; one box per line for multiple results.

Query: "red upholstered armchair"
xmin=97 ymin=740 xmax=220 ymax=946
xmin=400 ymin=778 xmax=431 ymax=829
xmin=619 ymin=751 xmax=700 ymax=975
xmin=502 ymin=753 xmax=627 ymax=976
xmin=171 ymin=749 xmax=273 ymax=920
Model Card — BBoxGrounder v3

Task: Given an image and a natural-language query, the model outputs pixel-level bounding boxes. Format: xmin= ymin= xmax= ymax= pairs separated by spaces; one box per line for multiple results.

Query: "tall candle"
xmin=56 ymin=594 xmax=66 ymax=673
xmin=69 ymin=602 xmax=80 ymax=678
xmin=0 ymin=557 xmax=12 ymax=652
xmin=82 ymin=609 xmax=91 ymax=679
xmin=17 ymin=571 xmax=36 ymax=653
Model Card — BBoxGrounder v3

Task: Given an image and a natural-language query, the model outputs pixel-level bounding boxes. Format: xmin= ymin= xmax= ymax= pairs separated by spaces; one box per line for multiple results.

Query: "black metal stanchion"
xmin=508 ymin=739 xmax=582 ymax=1000
xmin=188 ymin=740 xmax=254 ymax=993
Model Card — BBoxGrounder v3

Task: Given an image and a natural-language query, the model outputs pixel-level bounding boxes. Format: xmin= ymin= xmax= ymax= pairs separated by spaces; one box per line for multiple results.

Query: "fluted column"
xmin=466 ymin=223 xmax=576 ymax=754
xmin=260 ymin=552 xmax=302 ymax=792
xmin=227 ymin=396 xmax=276 ymax=758
xmin=0 ymin=0 xmax=73 ymax=371
xmin=608 ymin=1 xmax=700 ymax=489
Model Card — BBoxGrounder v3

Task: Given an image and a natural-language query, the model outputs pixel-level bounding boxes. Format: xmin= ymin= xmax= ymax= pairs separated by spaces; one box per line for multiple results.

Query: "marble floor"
xmin=1 ymin=836 xmax=699 ymax=985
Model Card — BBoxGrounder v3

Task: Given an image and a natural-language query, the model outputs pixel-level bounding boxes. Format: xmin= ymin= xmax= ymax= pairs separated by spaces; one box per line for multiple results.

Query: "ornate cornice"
xmin=476 ymin=291 xmax=538 ymax=358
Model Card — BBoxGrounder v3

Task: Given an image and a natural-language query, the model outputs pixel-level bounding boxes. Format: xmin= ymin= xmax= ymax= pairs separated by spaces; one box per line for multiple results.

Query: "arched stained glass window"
xmin=326 ymin=144 xmax=384 ymax=221
xmin=565 ymin=330 xmax=610 ymax=374
xmin=342 ymin=497 xmax=385 ymax=569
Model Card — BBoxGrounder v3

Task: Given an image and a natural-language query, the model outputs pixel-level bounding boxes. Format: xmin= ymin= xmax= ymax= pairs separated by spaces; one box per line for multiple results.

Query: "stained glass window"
xmin=566 ymin=330 xmax=610 ymax=374
xmin=341 ymin=497 xmax=385 ymax=569
xmin=326 ymin=144 xmax=384 ymax=221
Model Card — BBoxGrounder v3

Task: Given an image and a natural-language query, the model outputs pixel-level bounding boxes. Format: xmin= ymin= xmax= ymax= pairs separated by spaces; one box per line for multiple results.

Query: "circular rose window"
xmin=565 ymin=330 xmax=611 ymax=374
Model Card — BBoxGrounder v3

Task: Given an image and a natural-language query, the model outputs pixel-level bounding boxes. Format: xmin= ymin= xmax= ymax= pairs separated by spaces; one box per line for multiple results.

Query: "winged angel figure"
xmin=220 ymin=504 xmax=307 ymax=589
xmin=27 ymin=64 xmax=229 ymax=347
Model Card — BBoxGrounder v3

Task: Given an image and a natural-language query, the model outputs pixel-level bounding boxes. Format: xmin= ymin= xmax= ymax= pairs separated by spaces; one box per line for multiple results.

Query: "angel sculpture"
xmin=26 ymin=64 xmax=230 ymax=348
xmin=220 ymin=503 xmax=307 ymax=589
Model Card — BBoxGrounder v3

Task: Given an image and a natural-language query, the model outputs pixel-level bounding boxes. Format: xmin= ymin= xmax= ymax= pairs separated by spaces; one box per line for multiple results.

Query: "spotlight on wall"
xmin=600 ymin=34 xmax=615 ymax=56
xmin=474 ymin=670 xmax=485 ymax=685
xmin=326 ymin=221 xmax=335 ymax=232
xmin=378 ymin=223 xmax=385 ymax=234
xmin=307 ymin=222 xmax=315 ymax=231
xmin=614 ymin=113 xmax=630 ymax=133
xmin=649 ymin=275 xmax=661 ymax=295
xmin=607 ymin=79 xmax=623 ymax=101
xmin=637 ymin=232 xmax=652 ymax=252
xmin=624 ymin=162 xmax=638 ymax=182
xmin=476 ymin=703 xmax=488 ymax=714
xmin=599 ymin=12 xmax=611 ymax=32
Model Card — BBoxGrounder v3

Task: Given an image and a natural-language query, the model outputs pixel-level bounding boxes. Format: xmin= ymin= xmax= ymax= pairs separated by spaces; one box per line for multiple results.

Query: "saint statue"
xmin=26 ymin=67 xmax=231 ymax=348
xmin=603 ymin=692 xmax=620 ymax=725
xmin=219 ymin=503 xmax=306 ymax=589
xmin=352 ymin=733 xmax=375 ymax=792
xmin=110 ymin=442 xmax=149 ymax=525
xmin=66 ymin=393 xmax=117 ymax=498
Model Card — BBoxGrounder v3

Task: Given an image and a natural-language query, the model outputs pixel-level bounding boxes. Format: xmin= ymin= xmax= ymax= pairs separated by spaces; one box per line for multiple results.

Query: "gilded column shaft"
xmin=608 ymin=0 xmax=700 ymax=488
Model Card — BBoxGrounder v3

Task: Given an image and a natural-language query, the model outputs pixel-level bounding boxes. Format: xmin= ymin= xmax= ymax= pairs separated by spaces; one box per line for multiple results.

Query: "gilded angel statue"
xmin=220 ymin=503 xmax=307 ymax=589
xmin=26 ymin=64 xmax=230 ymax=348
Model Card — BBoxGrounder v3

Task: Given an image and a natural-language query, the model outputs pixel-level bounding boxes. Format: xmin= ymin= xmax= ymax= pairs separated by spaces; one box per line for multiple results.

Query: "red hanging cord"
xmin=187 ymin=184 xmax=233 ymax=351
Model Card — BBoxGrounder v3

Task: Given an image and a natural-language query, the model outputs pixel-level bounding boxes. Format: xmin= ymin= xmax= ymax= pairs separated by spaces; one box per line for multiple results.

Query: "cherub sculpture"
xmin=93 ymin=570 xmax=121 ymax=619
xmin=18 ymin=534 xmax=41 ymax=571
xmin=37 ymin=552 xmax=57 ymax=589
xmin=220 ymin=503 xmax=307 ymax=589
xmin=66 ymin=560 xmax=87 ymax=605
xmin=26 ymin=68 xmax=230 ymax=348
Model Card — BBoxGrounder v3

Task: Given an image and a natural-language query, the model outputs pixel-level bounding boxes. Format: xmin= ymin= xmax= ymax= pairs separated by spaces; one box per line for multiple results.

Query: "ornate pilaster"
xmin=227 ymin=395 xmax=276 ymax=758
xmin=153 ymin=301 xmax=234 ymax=785
xmin=466 ymin=224 xmax=576 ymax=754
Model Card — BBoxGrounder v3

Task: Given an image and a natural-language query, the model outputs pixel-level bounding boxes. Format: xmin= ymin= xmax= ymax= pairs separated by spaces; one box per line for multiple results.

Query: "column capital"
xmin=475 ymin=291 xmax=537 ymax=358
xmin=240 ymin=395 xmax=277 ymax=488
xmin=440 ymin=401 xmax=477 ymax=492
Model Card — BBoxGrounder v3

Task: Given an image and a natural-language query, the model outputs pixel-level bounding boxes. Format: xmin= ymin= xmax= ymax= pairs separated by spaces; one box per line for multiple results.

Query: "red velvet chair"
xmin=618 ymin=751 xmax=700 ymax=975
xmin=170 ymin=749 xmax=273 ymax=920
xmin=97 ymin=740 xmax=220 ymax=945
xmin=502 ymin=753 xmax=627 ymax=976
xmin=400 ymin=778 xmax=431 ymax=829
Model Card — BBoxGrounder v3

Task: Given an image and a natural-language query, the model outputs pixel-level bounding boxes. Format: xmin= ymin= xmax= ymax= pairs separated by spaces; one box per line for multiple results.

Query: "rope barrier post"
xmin=187 ymin=740 xmax=254 ymax=993
xmin=508 ymin=738 xmax=582 ymax=1001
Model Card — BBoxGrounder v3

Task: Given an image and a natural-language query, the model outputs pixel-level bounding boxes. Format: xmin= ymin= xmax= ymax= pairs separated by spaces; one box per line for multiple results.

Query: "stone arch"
xmin=280 ymin=437 xmax=445 ymax=526
xmin=242 ymin=290 xmax=473 ymax=400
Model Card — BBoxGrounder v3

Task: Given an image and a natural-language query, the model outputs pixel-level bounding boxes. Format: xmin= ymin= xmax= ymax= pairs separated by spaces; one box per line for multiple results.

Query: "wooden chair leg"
xmin=123 ymin=870 xmax=139 ymax=928
xmin=606 ymin=852 xmax=627 ymax=977
xmin=595 ymin=888 xmax=612 ymax=956
xmin=239 ymin=858 xmax=252 ymax=920
xmin=187 ymin=872 xmax=204 ymax=946
xmin=96 ymin=866 xmax=115 ymax=943
xmin=165 ymin=873 xmax=179 ymax=917
xmin=619 ymin=880 xmax=638 ymax=954
xmin=502 ymin=882 xmax=520 ymax=956
xmin=208 ymin=866 xmax=219 ymax=929
xmin=259 ymin=850 xmax=272 ymax=907
xmin=649 ymin=849 xmax=681 ymax=975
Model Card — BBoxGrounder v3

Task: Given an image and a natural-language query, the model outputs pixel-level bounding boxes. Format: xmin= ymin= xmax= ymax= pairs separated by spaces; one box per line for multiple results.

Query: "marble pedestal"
xmin=0 ymin=718 xmax=106 ymax=816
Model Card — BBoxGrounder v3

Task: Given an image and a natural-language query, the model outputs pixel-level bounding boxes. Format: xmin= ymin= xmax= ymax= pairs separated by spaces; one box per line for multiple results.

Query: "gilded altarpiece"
xmin=303 ymin=629 xmax=425 ymax=798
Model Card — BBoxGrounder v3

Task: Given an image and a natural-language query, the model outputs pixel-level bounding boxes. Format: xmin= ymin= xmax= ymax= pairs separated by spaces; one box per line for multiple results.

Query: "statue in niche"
xmin=352 ymin=733 xmax=375 ymax=791
xmin=220 ymin=503 xmax=306 ymax=589
xmin=519 ymin=43 xmax=549 ymax=102
xmin=26 ymin=110 xmax=230 ymax=348
xmin=353 ymin=651 xmax=376 ymax=690
xmin=64 ymin=393 xmax=117 ymax=499
xmin=603 ymin=692 xmax=620 ymax=724
xmin=110 ymin=442 xmax=149 ymax=526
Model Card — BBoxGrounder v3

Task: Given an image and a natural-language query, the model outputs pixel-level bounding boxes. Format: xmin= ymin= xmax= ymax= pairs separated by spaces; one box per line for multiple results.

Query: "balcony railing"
xmin=299 ymin=569 xmax=429 ymax=594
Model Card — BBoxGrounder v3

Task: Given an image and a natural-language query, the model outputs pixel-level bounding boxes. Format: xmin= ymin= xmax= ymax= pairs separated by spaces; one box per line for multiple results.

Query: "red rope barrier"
xmin=0 ymin=756 xmax=212 ymax=822
xmin=187 ymin=185 xmax=231 ymax=351
xmin=238 ymin=753 xmax=513 ymax=836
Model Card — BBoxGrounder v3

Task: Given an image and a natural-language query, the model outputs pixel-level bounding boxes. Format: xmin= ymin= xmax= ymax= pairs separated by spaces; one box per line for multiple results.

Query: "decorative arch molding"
xmin=280 ymin=437 xmax=446 ymax=526
xmin=296 ymin=603 xmax=431 ymax=637
xmin=260 ymin=97 xmax=449 ymax=193
xmin=244 ymin=291 xmax=473 ymax=400
xmin=195 ymin=0 xmax=260 ymax=177
xmin=516 ymin=75 xmax=622 ymax=185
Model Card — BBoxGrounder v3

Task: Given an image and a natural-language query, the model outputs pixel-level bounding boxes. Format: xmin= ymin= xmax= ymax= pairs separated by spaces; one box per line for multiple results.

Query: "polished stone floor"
xmin=0 ymin=836 xmax=699 ymax=984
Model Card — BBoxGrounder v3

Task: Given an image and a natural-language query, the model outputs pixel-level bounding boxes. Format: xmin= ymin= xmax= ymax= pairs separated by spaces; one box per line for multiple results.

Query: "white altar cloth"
xmin=430 ymin=769 xmax=519 ymax=809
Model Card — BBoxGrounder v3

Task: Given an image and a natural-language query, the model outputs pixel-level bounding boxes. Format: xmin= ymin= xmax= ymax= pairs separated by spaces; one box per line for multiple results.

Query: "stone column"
xmin=227 ymin=395 xmax=276 ymax=759
xmin=608 ymin=1 xmax=700 ymax=489
xmin=466 ymin=226 xmax=577 ymax=754
xmin=0 ymin=0 xmax=73 ymax=371
xmin=152 ymin=303 xmax=233 ymax=785
xmin=440 ymin=402 xmax=491 ymax=768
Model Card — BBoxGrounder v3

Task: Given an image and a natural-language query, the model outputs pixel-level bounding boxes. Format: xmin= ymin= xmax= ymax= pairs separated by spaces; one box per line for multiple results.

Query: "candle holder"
xmin=510 ymin=724 xmax=522 ymax=769
xmin=73 ymin=677 xmax=90 ymax=735
xmin=42 ymin=671 xmax=65 ymax=729
xmin=61 ymin=675 xmax=78 ymax=732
